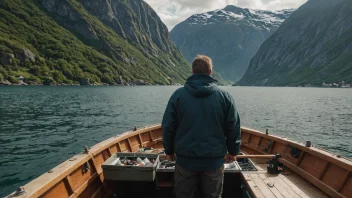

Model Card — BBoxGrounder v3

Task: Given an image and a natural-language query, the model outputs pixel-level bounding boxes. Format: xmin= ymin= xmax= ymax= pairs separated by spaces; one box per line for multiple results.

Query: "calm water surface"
xmin=0 ymin=86 xmax=351 ymax=196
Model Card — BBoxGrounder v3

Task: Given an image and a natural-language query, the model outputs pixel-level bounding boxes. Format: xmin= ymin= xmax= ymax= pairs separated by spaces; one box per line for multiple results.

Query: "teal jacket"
xmin=162 ymin=74 xmax=241 ymax=171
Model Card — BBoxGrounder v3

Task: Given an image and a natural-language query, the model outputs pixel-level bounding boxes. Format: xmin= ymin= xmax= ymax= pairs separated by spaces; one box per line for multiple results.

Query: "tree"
xmin=52 ymin=70 xmax=65 ymax=82
xmin=29 ymin=65 xmax=50 ymax=76
xmin=0 ymin=66 xmax=8 ymax=79
xmin=8 ymin=76 xmax=19 ymax=83
xmin=24 ymin=59 xmax=32 ymax=68
xmin=11 ymin=58 xmax=21 ymax=66
xmin=42 ymin=77 xmax=55 ymax=85
xmin=26 ymin=75 xmax=40 ymax=83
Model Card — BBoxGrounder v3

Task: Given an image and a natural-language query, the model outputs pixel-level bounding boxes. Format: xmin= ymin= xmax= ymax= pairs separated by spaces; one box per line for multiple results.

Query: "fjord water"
xmin=0 ymin=86 xmax=351 ymax=196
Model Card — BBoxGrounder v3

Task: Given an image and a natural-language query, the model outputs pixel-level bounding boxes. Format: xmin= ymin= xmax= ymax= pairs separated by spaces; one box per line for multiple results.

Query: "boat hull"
xmin=7 ymin=125 xmax=352 ymax=198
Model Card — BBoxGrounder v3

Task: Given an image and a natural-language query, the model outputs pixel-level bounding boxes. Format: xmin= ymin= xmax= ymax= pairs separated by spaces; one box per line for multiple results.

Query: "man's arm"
xmin=225 ymin=95 xmax=241 ymax=156
xmin=162 ymin=93 xmax=178 ymax=156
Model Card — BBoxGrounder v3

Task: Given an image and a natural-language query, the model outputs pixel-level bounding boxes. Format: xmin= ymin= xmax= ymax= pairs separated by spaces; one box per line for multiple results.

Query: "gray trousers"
xmin=174 ymin=164 xmax=224 ymax=198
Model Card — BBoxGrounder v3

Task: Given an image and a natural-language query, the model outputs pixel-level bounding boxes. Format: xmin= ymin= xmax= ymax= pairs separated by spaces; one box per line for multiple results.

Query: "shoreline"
xmin=1 ymin=84 xmax=351 ymax=88
xmin=0 ymin=83 xmax=183 ymax=87
xmin=0 ymin=81 xmax=183 ymax=87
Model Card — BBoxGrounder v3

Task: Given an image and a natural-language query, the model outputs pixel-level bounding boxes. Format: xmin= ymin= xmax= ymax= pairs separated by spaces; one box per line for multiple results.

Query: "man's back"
xmin=161 ymin=55 xmax=241 ymax=198
xmin=162 ymin=74 xmax=241 ymax=171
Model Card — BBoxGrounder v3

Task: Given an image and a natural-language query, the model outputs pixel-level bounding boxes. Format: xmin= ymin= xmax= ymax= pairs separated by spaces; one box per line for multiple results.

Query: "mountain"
xmin=239 ymin=0 xmax=352 ymax=86
xmin=0 ymin=0 xmax=191 ymax=85
xmin=171 ymin=5 xmax=294 ymax=82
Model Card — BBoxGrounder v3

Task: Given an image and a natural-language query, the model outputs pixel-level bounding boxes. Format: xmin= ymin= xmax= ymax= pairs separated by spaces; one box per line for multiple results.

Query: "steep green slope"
xmin=239 ymin=0 xmax=352 ymax=86
xmin=0 ymin=0 xmax=191 ymax=85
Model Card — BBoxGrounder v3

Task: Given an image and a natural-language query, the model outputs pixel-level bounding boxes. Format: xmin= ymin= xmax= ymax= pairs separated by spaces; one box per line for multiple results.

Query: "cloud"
xmin=143 ymin=0 xmax=308 ymax=30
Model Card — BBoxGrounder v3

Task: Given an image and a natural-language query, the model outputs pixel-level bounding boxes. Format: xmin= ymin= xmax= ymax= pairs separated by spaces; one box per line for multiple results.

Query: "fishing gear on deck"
xmin=224 ymin=162 xmax=238 ymax=169
xmin=113 ymin=157 xmax=155 ymax=167
xmin=267 ymin=154 xmax=283 ymax=174
xmin=159 ymin=160 xmax=176 ymax=169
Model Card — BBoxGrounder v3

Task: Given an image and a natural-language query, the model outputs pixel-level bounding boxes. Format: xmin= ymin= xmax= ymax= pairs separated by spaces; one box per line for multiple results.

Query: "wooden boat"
xmin=7 ymin=124 xmax=352 ymax=198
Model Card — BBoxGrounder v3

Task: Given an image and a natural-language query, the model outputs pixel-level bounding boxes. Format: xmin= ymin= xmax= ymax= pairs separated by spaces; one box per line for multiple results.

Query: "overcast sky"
xmin=144 ymin=0 xmax=308 ymax=31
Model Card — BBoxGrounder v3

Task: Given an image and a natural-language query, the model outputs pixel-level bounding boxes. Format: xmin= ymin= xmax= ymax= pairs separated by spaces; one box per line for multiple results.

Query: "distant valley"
xmin=171 ymin=5 xmax=294 ymax=82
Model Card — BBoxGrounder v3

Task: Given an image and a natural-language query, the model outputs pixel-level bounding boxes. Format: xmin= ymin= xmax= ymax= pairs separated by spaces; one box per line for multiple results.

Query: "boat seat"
xmin=242 ymin=172 xmax=329 ymax=198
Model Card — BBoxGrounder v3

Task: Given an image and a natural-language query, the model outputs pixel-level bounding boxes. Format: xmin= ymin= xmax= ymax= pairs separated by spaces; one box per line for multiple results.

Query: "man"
xmin=162 ymin=55 xmax=241 ymax=198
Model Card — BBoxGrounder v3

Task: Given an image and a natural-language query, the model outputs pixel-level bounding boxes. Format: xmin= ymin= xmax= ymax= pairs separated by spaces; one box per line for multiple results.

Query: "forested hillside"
xmin=0 ymin=0 xmax=191 ymax=85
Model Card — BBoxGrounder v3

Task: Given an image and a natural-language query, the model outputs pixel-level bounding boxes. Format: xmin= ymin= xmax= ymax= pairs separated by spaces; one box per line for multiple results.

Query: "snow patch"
xmin=261 ymin=13 xmax=284 ymax=23
xmin=186 ymin=7 xmax=293 ymax=28
xmin=227 ymin=12 xmax=245 ymax=19
xmin=248 ymin=9 xmax=257 ymax=15
xmin=202 ymin=12 xmax=213 ymax=19
xmin=248 ymin=9 xmax=285 ymax=26
xmin=271 ymin=10 xmax=284 ymax=15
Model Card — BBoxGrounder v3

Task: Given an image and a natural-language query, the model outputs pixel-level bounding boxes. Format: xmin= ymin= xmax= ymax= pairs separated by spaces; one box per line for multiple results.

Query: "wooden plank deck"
xmin=242 ymin=172 xmax=329 ymax=198
xmin=242 ymin=158 xmax=329 ymax=198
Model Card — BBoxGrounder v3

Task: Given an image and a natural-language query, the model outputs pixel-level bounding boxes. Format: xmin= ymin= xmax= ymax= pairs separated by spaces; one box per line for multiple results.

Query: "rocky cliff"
xmin=0 ymin=0 xmax=191 ymax=85
xmin=239 ymin=0 xmax=352 ymax=86
xmin=171 ymin=5 xmax=294 ymax=82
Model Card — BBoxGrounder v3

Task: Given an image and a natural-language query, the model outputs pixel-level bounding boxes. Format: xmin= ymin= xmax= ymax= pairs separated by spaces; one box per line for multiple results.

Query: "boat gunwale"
xmin=89 ymin=125 xmax=161 ymax=156
xmin=241 ymin=127 xmax=352 ymax=172
xmin=7 ymin=125 xmax=352 ymax=198
xmin=7 ymin=124 xmax=161 ymax=198
xmin=242 ymin=127 xmax=352 ymax=198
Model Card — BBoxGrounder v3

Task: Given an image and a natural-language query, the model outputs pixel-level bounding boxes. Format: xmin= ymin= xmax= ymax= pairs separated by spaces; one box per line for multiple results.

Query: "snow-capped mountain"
xmin=171 ymin=5 xmax=295 ymax=81
xmin=187 ymin=6 xmax=294 ymax=29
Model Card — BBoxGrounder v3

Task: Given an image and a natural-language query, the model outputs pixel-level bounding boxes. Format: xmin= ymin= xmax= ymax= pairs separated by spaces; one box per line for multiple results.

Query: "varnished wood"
xmin=241 ymin=127 xmax=352 ymax=172
xmin=256 ymin=137 xmax=262 ymax=149
xmin=149 ymin=131 xmax=154 ymax=141
xmin=8 ymin=153 xmax=92 ymax=198
xmin=107 ymin=148 xmax=112 ymax=156
xmin=7 ymin=125 xmax=161 ymax=198
xmin=69 ymin=173 xmax=98 ymax=198
xmin=64 ymin=176 xmax=74 ymax=196
xmin=40 ymin=181 xmax=71 ymax=198
xmin=250 ymin=158 xmax=329 ymax=198
xmin=241 ymin=128 xmax=351 ymax=198
xmin=273 ymin=175 xmax=301 ymax=198
xmin=242 ymin=174 xmax=265 ymax=198
xmin=257 ymin=174 xmax=284 ymax=198
xmin=138 ymin=134 xmax=143 ymax=147
xmin=243 ymin=172 xmax=328 ymax=198
xmin=126 ymin=138 xmax=133 ymax=151
xmin=295 ymin=151 xmax=306 ymax=166
xmin=322 ymin=163 xmax=350 ymax=191
xmin=7 ymin=125 xmax=352 ymax=198
xmin=250 ymin=174 xmax=276 ymax=198
xmin=280 ymin=159 xmax=344 ymax=198
xmin=237 ymin=155 xmax=275 ymax=159
xmin=89 ymin=125 xmax=161 ymax=156
xmin=339 ymin=172 xmax=352 ymax=197
xmin=318 ymin=162 xmax=330 ymax=180
xmin=338 ymin=172 xmax=350 ymax=192
xmin=268 ymin=141 xmax=275 ymax=154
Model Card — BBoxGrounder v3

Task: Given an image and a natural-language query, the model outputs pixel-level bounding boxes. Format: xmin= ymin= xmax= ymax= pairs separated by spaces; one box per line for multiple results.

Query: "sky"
xmin=144 ymin=0 xmax=308 ymax=31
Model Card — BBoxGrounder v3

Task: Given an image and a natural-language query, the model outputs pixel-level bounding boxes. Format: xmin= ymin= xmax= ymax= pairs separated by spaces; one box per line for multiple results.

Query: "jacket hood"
xmin=184 ymin=74 xmax=218 ymax=97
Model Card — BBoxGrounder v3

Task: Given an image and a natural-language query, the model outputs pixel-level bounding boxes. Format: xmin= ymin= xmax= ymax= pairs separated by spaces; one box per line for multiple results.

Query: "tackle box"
xmin=224 ymin=161 xmax=242 ymax=173
xmin=157 ymin=155 xmax=176 ymax=172
xmin=156 ymin=155 xmax=175 ymax=187
xmin=102 ymin=153 xmax=159 ymax=181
